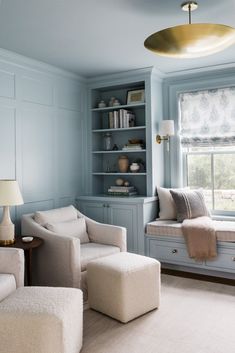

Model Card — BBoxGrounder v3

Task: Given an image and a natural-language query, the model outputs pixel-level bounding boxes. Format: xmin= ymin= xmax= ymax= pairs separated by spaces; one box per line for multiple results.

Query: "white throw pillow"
xmin=157 ymin=187 xmax=177 ymax=220
xmin=34 ymin=205 xmax=77 ymax=226
xmin=45 ymin=218 xmax=90 ymax=244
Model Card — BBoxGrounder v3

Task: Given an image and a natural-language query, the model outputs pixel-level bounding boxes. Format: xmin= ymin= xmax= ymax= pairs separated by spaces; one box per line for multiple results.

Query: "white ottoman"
xmin=87 ymin=252 xmax=160 ymax=323
xmin=0 ymin=287 xmax=83 ymax=353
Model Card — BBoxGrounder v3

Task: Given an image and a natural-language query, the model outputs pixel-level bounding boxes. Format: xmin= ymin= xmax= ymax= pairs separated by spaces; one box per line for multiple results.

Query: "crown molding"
xmin=0 ymin=48 xmax=86 ymax=82
xmin=87 ymin=66 xmax=165 ymax=88
xmin=162 ymin=61 xmax=235 ymax=80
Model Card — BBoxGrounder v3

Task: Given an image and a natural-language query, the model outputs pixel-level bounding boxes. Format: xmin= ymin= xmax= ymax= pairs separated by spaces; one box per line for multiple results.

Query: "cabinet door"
xmin=107 ymin=203 xmax=138 ymax=253
xmin=78 ymin=201 xmax=106 ymax=223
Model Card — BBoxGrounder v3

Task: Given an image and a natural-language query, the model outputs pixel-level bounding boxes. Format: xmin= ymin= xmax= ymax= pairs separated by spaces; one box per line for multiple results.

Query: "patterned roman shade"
xmin=179 ymin=87 xmax=235 ymax=147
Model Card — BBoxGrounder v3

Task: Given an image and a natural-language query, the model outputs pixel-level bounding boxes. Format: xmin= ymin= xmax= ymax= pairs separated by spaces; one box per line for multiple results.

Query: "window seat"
xmin=145 ymin=220 xmax=235 ymax=279
xmin=146 ymin=220 xmax=235 ymax=242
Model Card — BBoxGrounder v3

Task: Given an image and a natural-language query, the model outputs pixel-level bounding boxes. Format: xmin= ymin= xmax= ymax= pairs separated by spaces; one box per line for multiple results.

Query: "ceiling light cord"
xmin=188 ymin=3 xmax=192 ymax=24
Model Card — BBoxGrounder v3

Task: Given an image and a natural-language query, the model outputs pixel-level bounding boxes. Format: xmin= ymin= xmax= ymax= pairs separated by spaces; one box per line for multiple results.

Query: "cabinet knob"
xmin=172 ymin=249 xmax=178 ymax=254
xmin=106 ymin=204 xmax=110 ymax=208
xmin=232 ymin=257 xmax=235 ymax=262
xmin=103 ymin=204 xmax=106 ymax=208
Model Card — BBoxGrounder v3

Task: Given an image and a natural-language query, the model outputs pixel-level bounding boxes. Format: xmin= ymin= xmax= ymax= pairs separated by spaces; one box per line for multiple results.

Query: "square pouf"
xmin=0 ymin=287 xmax=83 ymax=353
xmin=87 ymin=252 xmax=160 ymax=323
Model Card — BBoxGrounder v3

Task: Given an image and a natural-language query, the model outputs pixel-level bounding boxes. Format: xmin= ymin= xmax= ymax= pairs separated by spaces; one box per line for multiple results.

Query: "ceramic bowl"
xmin=22 ymin=236 xmax=34 ymax=243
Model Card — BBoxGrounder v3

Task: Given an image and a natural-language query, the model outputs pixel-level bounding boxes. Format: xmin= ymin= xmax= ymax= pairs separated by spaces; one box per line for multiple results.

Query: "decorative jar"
xmin=118 ymin=155 xmax=129 ymax=173
xmin=98 ymin=100 xmax=106 ymax=108
xmin=103 ymin=133 xmax=112 ymax=151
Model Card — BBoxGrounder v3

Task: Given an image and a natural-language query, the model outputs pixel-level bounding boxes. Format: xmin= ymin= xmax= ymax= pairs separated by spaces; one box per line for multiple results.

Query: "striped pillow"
xmin=169 ymin=189 xmax=210 ymax=222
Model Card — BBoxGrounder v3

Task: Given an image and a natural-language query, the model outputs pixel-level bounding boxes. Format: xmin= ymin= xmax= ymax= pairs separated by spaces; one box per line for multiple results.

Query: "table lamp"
xmin=0 ymin=180 xmax=24 ymax=245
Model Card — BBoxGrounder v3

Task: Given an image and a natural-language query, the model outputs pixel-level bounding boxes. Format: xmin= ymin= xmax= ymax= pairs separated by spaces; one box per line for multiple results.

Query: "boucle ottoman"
xmin=0 ymin=287 xmax=83 ymax=353
xmin=87 ymin=252 xmax=160 ymax=323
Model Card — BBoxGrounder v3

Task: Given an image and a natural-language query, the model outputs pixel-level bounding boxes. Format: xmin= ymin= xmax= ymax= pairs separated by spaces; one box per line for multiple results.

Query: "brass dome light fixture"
xmin=144 ymin=1 xmax=235 ymax=58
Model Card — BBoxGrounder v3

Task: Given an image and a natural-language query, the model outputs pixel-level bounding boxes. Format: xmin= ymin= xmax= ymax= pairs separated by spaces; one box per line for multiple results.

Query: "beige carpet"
xmin=81 ymin=274 xmax=235 ymax=353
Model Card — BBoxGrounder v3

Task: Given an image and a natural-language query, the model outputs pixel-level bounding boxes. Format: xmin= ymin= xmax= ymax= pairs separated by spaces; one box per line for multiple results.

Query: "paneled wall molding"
xmin=163 ymin=67 xmax=235 ymax=188
xmin=0 ymin=49 xmax=86 ymax=233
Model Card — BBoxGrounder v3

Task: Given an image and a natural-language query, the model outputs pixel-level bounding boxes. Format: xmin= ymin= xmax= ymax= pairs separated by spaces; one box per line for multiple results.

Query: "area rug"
xmin=82 ymin=274 xmax=235 ymax=353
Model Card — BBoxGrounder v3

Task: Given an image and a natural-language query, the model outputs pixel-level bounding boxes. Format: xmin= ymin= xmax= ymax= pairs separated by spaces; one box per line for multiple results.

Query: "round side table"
xmin=2 ymin=236 xmax=43 ymax=286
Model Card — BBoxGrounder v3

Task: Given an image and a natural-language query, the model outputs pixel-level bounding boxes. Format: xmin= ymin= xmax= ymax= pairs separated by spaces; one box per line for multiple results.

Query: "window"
xmin=179 ymin=87 xmax=235 ymax=214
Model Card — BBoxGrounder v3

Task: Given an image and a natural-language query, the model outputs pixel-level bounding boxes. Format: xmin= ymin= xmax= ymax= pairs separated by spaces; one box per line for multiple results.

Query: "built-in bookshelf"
xmin=90 ymin=80 xmax=148 ymax=196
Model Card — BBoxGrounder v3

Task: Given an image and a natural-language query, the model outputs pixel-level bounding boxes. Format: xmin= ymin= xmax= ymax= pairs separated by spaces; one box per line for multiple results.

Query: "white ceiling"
xmin=0 ymin=0 xmax=235 ymax=77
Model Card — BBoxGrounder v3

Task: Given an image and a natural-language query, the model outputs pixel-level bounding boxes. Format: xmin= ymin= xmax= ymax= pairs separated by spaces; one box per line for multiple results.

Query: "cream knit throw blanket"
xmin=182 ymin=216 xmax=217 ymax=260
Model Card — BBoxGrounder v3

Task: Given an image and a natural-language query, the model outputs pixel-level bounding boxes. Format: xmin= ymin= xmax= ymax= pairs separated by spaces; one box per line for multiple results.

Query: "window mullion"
xmin=211 ymin=153 xmax=215 ymax=210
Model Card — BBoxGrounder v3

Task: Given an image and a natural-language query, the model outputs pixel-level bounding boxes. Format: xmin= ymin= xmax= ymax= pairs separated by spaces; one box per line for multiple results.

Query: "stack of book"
xmin=122 ymin=143 xmax=144 ymax=151
xmin=107 ymin=186 xmax=137 ymax=196
xmin=109 ymin=110 xmax=135 ymax=129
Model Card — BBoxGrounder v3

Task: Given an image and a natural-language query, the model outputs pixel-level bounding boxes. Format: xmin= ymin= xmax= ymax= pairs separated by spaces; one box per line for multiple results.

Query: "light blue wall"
xmin=163 ymin=67 xmax=235 ymax=188
xmin=0 ymin=49 xmax=86 ymax=231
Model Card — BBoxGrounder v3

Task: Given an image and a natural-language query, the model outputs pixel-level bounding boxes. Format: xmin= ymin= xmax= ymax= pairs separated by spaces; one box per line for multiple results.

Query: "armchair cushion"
xmin=34 ymin=205 xmax=77 ymax=226
xmin=0 ymin=248 xmax=24 ymax=288
xmin=80 ymin=243 xmax=120 ymax=271
xmin=45 ymin=218 xmax=89 ymax=244
xmin=0 ymin=274 xmax=16 ymax=302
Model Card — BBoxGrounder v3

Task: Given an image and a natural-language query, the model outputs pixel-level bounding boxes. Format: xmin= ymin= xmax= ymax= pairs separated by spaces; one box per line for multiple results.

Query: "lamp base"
xmin=0 ymin=223 xmax=15 ymax=246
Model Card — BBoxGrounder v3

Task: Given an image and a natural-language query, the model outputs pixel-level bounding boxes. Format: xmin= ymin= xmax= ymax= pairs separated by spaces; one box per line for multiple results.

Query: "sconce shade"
xmin=0 ymin=180 xmax=24 ymax=206
xmin=159 ymin=120 xmax=175 ymax=136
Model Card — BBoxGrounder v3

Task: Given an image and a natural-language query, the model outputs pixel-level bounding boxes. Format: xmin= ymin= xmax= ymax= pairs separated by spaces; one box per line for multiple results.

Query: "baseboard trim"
xmin=161 ymin=268 xmax=235 ymax=286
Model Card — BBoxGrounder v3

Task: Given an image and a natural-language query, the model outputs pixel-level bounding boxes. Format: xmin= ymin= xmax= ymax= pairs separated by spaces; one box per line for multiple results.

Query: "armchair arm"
xmin=0 ymin=248 xmax=24 ymax=288
xmin=85 ymin=216 xmax=127 ymax=252
xmin=21 ymin=214 xmax=81 ymax=288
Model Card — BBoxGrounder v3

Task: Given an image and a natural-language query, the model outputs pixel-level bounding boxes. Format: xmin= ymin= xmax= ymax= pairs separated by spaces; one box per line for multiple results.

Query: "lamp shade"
xmin=0 ymin=180 xmax=24 ymax=206
xmin=159 ymin=120 xmax=175 ymax=136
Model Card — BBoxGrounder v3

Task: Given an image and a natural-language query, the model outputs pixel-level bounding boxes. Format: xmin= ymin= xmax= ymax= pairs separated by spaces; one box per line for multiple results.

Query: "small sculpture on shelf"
xmin=130 ymin=163 xmax=140 ymax=173
xmin=98 ymin=100 xmax=106 ymax=108
xmin=112 ymin=144 xmax=119 ymax=151
xmin=109 ymin=97 xmax=116 ymax=107
xmin=115 ymin=178 xmax=124 ymax=186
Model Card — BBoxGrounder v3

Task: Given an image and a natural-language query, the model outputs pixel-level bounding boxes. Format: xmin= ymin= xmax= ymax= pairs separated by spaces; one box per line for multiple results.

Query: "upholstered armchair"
xmin=21 ymin=205 xmax=127 ymax=299
xmin=0 ymin=248 xmax=24 ymax=302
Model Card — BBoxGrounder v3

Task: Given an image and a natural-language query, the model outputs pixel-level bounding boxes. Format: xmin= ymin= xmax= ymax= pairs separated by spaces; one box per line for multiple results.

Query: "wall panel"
xmin=21 ymin=76 xmax=53 ymax=106
xmin=0 ymin=50 xmax=86 ymax=233
xmin=0 ymin=69 xmax=15 ymax=99
xmin=0 ymin=106 xmax=16 ymax=179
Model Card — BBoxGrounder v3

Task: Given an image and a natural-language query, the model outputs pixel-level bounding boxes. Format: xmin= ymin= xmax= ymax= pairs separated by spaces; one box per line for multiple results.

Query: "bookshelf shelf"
xmin=92 ymin=126 xmax=146 ymax=133
xmin=92 ymin=150 xmax=146 ymax=154
xmin=91 ymin=102 xmax=145 ymax=112
xmin=92 ymin=173 xmax=147 ymax=176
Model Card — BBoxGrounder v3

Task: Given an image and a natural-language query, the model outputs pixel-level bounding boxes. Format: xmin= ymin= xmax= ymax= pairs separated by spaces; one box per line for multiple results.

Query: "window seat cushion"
xmin=146 ymin=220 xmax=235 ymax=242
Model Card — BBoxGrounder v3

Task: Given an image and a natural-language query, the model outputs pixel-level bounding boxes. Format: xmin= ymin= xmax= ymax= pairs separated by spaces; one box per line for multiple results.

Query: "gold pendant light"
xmin=144 ymin=1 xmax=235 ymax=58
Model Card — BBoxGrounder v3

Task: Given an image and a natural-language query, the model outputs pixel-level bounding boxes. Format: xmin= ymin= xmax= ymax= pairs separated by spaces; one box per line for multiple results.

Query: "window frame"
xmin=182 ymin=148 xmax=235 ymax=216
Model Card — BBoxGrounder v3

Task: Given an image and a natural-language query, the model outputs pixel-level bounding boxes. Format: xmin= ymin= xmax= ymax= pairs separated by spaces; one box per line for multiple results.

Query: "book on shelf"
xmin=107 ymin=191 xmax=138 ymax=196
xmin=108 ymin=110 xmax=135 ymax=129
xmin=122 ymin=143 xmax=144 ymax=151
xmin=108 ymin=186 xmax=135 ymax=192
xmin=108 ymin=185 xmax=137 ymax=196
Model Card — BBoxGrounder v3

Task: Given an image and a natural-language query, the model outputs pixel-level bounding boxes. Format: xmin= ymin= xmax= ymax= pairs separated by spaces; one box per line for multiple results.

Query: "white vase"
xmin=130 ymin=163 xmax=140 ymax=173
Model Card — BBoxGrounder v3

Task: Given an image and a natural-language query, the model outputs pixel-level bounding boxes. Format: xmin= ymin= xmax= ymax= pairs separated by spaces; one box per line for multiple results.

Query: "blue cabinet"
xmin=145 ymin=235 xmax=235 ymax=278
xmin=77 ymin=196 xmax=157 ymax=254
